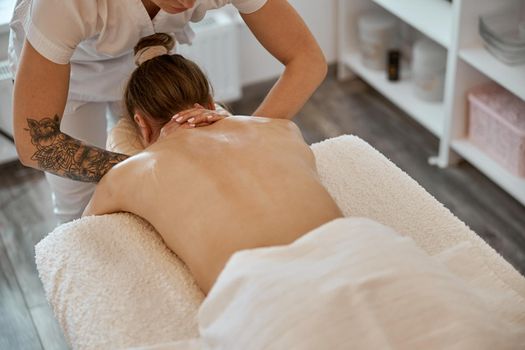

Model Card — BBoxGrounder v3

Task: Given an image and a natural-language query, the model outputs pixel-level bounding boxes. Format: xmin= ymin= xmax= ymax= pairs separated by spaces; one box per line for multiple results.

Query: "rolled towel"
xmin=35 ymin=214 xmax=204 ymax=349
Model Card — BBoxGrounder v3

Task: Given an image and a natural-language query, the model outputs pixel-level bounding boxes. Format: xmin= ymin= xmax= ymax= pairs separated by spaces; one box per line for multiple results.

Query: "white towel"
xmin=35 ymin=133 xmax=525 ymax=349
xmin=160 ymin=218 xmax=525 ymax=350
xmin=36 ymin=214 xmax=204 ymax=349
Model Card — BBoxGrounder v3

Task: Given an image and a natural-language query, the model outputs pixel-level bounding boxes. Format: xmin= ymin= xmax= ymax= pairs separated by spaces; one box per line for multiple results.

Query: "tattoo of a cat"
xmin=26 ymin=115 xmax=127 ymax=182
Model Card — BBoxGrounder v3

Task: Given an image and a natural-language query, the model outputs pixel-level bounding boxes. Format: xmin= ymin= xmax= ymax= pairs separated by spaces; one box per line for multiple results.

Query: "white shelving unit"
xmin=371 ymin=0 xmax=453 ymax=48
xmin=343 ymin=53 xmax=444 ymax=137
xmin=337 ymin=0 xmax=525 ymax=206
xmin=459 ymin=46 xmax=525 ymax=101
xmin=452 ymin=140 xmax=525 ymax=203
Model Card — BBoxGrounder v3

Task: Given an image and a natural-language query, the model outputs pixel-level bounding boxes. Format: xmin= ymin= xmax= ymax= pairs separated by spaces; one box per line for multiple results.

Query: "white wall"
xmin=237 ymin=0 xmax=338 ymax=85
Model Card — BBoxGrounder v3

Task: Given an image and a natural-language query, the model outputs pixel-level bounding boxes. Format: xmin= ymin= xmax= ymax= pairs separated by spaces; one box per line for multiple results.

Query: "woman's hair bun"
xmin=134 ymin=33 xmax=175 ymax=56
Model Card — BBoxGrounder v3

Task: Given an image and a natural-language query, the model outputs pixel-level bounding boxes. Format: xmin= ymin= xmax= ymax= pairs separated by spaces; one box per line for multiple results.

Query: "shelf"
xmin=460 ymin=46 xmax=525 ymax=101
xmin=0 ymin=135 xmax=17 ymax=165
xmin=371 ymin=0 xmax=453 ymax=48
xmin=343 ymin=52 xmax=444 ymax=137
xmin=452 ymin=139 xmax=525 ymax=206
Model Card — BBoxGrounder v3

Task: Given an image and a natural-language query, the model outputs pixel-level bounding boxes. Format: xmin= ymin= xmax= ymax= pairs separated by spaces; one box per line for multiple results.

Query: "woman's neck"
xmin=142 ymin=0 xmax=161 ymax=19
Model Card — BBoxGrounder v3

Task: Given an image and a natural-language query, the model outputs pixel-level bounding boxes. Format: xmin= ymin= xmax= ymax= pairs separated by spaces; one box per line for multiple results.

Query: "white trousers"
xmin=45 ymin=100 xmax=122 ymax=224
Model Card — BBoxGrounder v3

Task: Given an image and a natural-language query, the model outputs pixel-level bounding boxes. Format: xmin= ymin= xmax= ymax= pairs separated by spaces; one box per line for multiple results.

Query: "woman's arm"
xmin=241 ymin=0 xmax=327 ymax=119
xmin=13 ymin=40 xmax=128 ymax=182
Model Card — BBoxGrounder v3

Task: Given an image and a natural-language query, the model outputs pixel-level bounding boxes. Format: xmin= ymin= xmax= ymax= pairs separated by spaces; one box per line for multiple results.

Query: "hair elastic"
xmin=134 ymin=45 xmax=169 ymax=66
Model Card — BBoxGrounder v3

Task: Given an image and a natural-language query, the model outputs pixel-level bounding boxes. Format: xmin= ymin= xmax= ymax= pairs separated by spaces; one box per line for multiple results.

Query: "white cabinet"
xmin=338 ymin=0 xmax=452 ymax=137
xmin=337 ymin=0 xmax=525 ymax=205
xmin=0 ymin=0 xmax=17 ymax=164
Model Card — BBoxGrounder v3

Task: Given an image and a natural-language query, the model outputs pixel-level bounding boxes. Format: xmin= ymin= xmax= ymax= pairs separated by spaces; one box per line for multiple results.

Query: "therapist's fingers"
xmin=195 ymin=104 xmax=230 ymax=121
xmin=173 ymin=107 xmax=206 ymax=124
xmin=172 ymin=104 xmax=229 ymax=128
xmin=188 ymin=113 xmax=218 ymax=125
xmin=177 ymin=109 xmax=226 ymax=125
xmin=191 ymin=111 xmax=229 ymax=126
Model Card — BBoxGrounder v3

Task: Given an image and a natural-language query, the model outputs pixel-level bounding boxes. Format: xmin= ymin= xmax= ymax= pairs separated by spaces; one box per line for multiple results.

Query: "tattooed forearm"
xmin=25 ymin=115 xmax=128 ymax=182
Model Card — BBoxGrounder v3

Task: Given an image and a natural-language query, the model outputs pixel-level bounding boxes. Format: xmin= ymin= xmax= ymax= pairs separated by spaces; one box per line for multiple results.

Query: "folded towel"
xmin=35 ymin=134 xmax=525 ymax=349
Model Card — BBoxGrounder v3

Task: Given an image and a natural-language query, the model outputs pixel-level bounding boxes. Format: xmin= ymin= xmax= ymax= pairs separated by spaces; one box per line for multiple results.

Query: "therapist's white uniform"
xmin=9 ymin=0 xmax=267 ymax=223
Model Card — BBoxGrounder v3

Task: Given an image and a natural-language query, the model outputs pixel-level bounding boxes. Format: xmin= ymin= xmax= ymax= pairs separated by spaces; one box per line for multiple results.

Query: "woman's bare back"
xmin=115 ymin=117 xmax=342 ymax=293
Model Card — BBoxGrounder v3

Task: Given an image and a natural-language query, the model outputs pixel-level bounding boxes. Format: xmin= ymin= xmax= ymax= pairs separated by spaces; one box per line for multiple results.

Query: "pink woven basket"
xmin=468 ymin=82 xmax=525 ymax=177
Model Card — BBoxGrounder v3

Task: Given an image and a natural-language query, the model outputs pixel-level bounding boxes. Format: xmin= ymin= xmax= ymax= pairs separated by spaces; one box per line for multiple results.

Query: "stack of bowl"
xmin=479 ymin=2 xmax=525 ymax=65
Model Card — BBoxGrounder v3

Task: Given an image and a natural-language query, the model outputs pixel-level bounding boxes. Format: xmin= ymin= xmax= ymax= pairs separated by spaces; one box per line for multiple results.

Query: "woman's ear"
xmin=134 ymin=113 xmax=153 ymax=145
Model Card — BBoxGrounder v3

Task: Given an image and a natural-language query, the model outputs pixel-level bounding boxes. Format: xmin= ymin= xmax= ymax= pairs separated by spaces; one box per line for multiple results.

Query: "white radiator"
xmin=0 ymin=59 xmax=17 ymax=164
xmin=177 ymin=12 xmax=242 ymax=103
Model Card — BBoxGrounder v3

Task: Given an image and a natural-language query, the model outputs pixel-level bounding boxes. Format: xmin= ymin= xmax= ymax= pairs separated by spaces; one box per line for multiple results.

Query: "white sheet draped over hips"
xmin=183 ymin=218 xmax=525 ymax=350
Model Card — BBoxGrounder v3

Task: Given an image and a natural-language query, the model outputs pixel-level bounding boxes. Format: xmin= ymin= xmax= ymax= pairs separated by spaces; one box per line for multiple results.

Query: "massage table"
xmin=35 ymin=119 xmax=525 ymax=349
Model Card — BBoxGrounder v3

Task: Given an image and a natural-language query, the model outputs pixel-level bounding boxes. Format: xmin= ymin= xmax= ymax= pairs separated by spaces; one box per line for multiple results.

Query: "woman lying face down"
xmin=83 ymin=33 xmax=342 ymax=294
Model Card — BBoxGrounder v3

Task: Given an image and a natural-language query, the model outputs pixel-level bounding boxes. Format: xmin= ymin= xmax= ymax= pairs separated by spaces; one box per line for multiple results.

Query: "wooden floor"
xmin=1 ymin=71 xmax=524 ymax=349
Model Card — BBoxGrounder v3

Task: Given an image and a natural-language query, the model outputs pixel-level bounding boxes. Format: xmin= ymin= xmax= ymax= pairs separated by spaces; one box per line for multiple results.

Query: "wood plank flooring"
xmin=0 ymin=163 xmax=68 ymax=350
xmin=1 ymin=71 xmax=524 ymax=349
xmin=0 ymin=231 xmax=42 ymax=350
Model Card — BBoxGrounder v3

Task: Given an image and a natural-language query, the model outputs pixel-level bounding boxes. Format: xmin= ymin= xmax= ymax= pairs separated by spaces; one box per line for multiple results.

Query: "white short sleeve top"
xmin=9 ymin=0 xmax=267 ymax=101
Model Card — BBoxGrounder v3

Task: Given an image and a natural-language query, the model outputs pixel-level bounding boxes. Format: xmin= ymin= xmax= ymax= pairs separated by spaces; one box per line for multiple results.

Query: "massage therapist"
xmin=9 ymin=0 xmax=327 ymax=223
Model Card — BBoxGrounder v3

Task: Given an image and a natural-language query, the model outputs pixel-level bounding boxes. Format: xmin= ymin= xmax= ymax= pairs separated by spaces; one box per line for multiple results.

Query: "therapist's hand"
xmin=174 ymin=104 xmax=229 ymax=126
xmin=159 ymin=104 xmax=228 ymax=139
